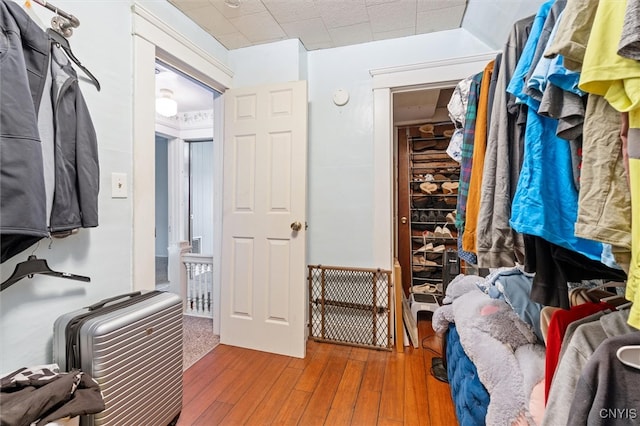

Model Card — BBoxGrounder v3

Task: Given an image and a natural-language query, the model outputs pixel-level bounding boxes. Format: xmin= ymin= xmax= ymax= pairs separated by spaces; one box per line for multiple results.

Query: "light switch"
xmin=111 ymin=172 xmax=128 ymax=198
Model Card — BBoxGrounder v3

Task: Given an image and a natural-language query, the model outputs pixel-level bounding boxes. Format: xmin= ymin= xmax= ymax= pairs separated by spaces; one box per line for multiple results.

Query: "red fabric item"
xmin=544 ymin=302 xmax=612 ymax=402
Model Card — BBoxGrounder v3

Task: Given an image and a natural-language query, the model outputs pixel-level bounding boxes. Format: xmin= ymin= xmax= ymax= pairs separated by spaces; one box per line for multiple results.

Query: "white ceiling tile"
xmin=372 ymin=26 xmax=415 ymax=41
xmin=281 ymin=18 xmax=332 ymax=45
xmin=417 ymin=0 xmax=466 ymax=13
xmin=366 ymin=0 xmax=401 ymax=5
xmin=216 ymin=32 xmax=253 ymax=50
xmin=416 ymin=4 xmax=465 ymax=32
xmin=263 ymin=0 xmax=321 ymax=23
xmin=230 ymin=11 xmax=287 ymax=43
xmin=328 ymin=22 xmax=373 ymax=47
xmin=169 ymin=0 xmax=473 ymax=51
xmin=210 ymin=0 xmax=268 ymax=18
xmin=183 ymin=5 xmax=238 ymax=35
xmin=169 ymin=0 xmax=212 ymax=12
xmin=367 ymin=0 xmax=417 ymax=33
xmin=314 ymin=0 xmax=369 ymax=29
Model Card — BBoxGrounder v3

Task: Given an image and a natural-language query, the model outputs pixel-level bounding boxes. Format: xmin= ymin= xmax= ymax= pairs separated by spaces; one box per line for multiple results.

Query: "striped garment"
xmin=455 ymin=71 xmax=483 ymax=264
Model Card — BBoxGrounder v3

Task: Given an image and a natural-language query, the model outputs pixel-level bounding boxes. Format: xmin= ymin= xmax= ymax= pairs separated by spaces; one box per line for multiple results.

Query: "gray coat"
xmin=0 ymin=0 xmax=99 ymax=261
xmin=0 ymin=0 xmax=50 ymax=261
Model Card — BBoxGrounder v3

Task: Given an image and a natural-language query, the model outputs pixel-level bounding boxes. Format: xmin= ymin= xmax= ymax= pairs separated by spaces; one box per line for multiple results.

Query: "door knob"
xmin=401 ymin=216 xmax=407 ymax=224
xmin=290 ymin=221 xmax=302 ymax=231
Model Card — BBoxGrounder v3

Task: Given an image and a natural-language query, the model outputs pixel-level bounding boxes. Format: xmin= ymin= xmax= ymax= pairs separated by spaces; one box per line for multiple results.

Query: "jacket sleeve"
xmin=75 ymin=86 xmax=100 ymax=228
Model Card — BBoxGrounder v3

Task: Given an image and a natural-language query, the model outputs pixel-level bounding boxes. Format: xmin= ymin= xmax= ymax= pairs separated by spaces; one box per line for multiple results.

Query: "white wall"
xmin=190 ymin=141 xmax=215 ymax=255
xmin=0 ymin=0 xmax=230 ymax=373
xmin=229 ymin=38 xmax=308 ymax=86
xmin=305 ymin=28 xmax=493 ymax=268
xmin=462 ymin=0 xmax=547 ymax=49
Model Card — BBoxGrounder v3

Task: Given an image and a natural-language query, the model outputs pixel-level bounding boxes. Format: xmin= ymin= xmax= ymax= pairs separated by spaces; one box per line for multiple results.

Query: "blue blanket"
xmin=446 ymin=323 xmax=489 ymax=426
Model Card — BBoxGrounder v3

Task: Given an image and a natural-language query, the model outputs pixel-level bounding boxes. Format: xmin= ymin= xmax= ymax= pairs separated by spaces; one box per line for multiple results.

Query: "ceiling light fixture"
xmin=225 ymin=0 xmax=240 ymax=8
xmin=156 ymin=88 xmax=178 ymax=117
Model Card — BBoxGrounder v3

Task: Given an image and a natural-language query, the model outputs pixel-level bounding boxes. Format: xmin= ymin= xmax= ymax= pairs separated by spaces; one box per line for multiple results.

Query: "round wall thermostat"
xmin=333 ymin=89 xmax=349 ymax=106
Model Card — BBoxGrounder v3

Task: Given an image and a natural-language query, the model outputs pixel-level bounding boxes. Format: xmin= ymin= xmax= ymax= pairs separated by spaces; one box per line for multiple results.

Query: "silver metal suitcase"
xmin=53 ymin=291 xmax=183 ymax=426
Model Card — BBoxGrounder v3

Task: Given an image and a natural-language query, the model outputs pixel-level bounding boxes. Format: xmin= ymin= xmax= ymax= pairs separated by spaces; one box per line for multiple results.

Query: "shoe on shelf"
xmin=419 ymin=123 xmax=435 ymax=138
xmin=434 ymin=226 xmax=444 ymax=238
xmin=424 ymin=173 xmax=435 ymax=182
xmin=444 ymin=197 xmax=457 ymax=206
xmin=446 ymin=211 xmax=456 ymax=224
xmin=443 ymin=129 xmax=454 ymax=138
xmin=427 ymin=210 xmax=437 ymax=223
xmin=411 ymin=210 xmax=420 ymax=222
xmin=411 ymin=283 xmax=438 ymax=294
xmin=432 ymin=244 xmax=446 ymax=252
xmin=441 ymin=224 xmax=454 ymax=239
xmin=420 ymin=182 xmax=438 ymax=194
xmin=414 ymin=139 xmax=437 ymax=151
xmin=426 ymin=252 xmax=443 ymax=262
xmin=441 ymin=181 xmax=459 ymax=194
xmin=413 ymin=255 xmax=438 ymax=267
xmin=435 ymin=210 xmax=446 ymax=223
xmin=419 ymin=211 xmax=429 ymax=223
xmin=414 ymin=243 xmax=434 ymax=253
xmin=433 ymin=173 xmax=448 ymax=181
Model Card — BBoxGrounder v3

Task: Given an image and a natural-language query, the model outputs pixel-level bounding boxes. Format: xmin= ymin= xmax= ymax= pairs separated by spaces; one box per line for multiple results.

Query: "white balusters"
xmin=182 ymin=254 xmax=213 ymax=317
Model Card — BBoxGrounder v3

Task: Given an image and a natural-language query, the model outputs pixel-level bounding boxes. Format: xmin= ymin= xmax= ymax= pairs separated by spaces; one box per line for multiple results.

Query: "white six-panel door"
xmin=220 ymin=81 xmax=308 ymax=358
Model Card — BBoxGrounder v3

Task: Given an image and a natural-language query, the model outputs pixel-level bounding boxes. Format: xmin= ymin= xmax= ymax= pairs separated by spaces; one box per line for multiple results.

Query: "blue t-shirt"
xmin=508 ymin=0 xmax=602 ymax=261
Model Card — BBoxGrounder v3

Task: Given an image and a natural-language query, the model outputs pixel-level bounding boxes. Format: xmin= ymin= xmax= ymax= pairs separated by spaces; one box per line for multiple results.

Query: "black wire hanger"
xmin=1 ymin=255 xmax=91 ymax=292
xmin=47 ymin=28 xmax=101 ymax=91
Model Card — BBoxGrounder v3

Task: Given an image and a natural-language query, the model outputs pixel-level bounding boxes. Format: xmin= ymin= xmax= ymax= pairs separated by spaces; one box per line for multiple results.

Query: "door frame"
xmin=369 ymin=52 xmax=500 ymax=272
xmin=131 ymin=4 xmax=232 ymax=338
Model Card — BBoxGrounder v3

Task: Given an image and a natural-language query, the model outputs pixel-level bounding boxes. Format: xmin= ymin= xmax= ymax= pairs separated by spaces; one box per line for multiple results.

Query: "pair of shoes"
xmin=434 ymin=225 xmax=453 ymax=239
xmin=414 ymin=242 xmax=434 ymax=253
xmin=441 ymin=181 xmax=459 ymax=194
xmin=413 ymin=255 xmax=438 ymax=267
xmin=420 ymin=182 xmax=438 ymax=194
xmin=412 ymin=283 xmax=438 ymax=294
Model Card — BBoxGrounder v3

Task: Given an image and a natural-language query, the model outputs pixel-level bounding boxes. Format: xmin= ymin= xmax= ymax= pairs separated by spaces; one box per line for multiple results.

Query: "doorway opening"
xmin=154 ymin=60 xmax=222 ymax=369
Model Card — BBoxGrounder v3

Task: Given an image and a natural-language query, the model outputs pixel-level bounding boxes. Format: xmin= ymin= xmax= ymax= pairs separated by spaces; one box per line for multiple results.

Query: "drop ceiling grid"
xmin=169 ymin=0 xmax=467 ymax=51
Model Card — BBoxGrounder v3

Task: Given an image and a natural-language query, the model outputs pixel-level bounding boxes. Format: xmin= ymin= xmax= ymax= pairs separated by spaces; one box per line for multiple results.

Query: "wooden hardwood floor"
xmin=178 ymin=316 xmax=457 ymax=425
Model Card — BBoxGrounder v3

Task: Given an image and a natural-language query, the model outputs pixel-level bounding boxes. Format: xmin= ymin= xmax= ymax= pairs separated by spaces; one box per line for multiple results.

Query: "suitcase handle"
xmin=87 ymin=292 xmax=142 ymax=311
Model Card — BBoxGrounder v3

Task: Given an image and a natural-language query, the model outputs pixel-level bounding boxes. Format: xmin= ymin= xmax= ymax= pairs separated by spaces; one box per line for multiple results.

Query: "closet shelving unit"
xmin=408 ymin=121 xmax=459 ymax=305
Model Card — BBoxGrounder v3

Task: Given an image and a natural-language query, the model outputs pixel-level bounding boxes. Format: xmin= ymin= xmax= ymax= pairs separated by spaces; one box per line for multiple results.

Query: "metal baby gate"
xmin=308 ymin=265 xmax=392 ymax=350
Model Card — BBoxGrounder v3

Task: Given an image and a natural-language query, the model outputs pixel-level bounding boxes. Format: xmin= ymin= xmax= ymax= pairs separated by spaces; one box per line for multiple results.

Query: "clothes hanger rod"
xmin=31 ymin=0 xmax=80 ymax=29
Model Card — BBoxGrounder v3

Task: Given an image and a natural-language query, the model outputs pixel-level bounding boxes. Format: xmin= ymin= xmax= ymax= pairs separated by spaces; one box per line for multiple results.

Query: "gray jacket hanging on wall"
xmin=0 ymin=0 xmax=99 ymax=263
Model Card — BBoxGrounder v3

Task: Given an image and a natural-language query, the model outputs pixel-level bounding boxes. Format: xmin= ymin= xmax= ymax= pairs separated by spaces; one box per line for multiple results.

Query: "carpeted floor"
xmin=183 ymin=315 xmax=220 ymax=371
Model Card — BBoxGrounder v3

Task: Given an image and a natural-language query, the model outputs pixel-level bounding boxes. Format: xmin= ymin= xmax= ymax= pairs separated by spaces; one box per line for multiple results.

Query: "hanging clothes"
xmin=475 ymin=15 xmax=533 ymax=268
xmin=0 ymin=0 xmax=99 ymax=262
xmin=577 ymin=0 xmax=640 ymax=329
xmin=461 ymin=60 xmax=495 ymax=254
xmin=0 ymin=0 xmax=50 ymax=261
xmin=508 ymin=0 xmax=603 ymax=265
xmin=455 ymin=72 xmax=483 ymax=265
